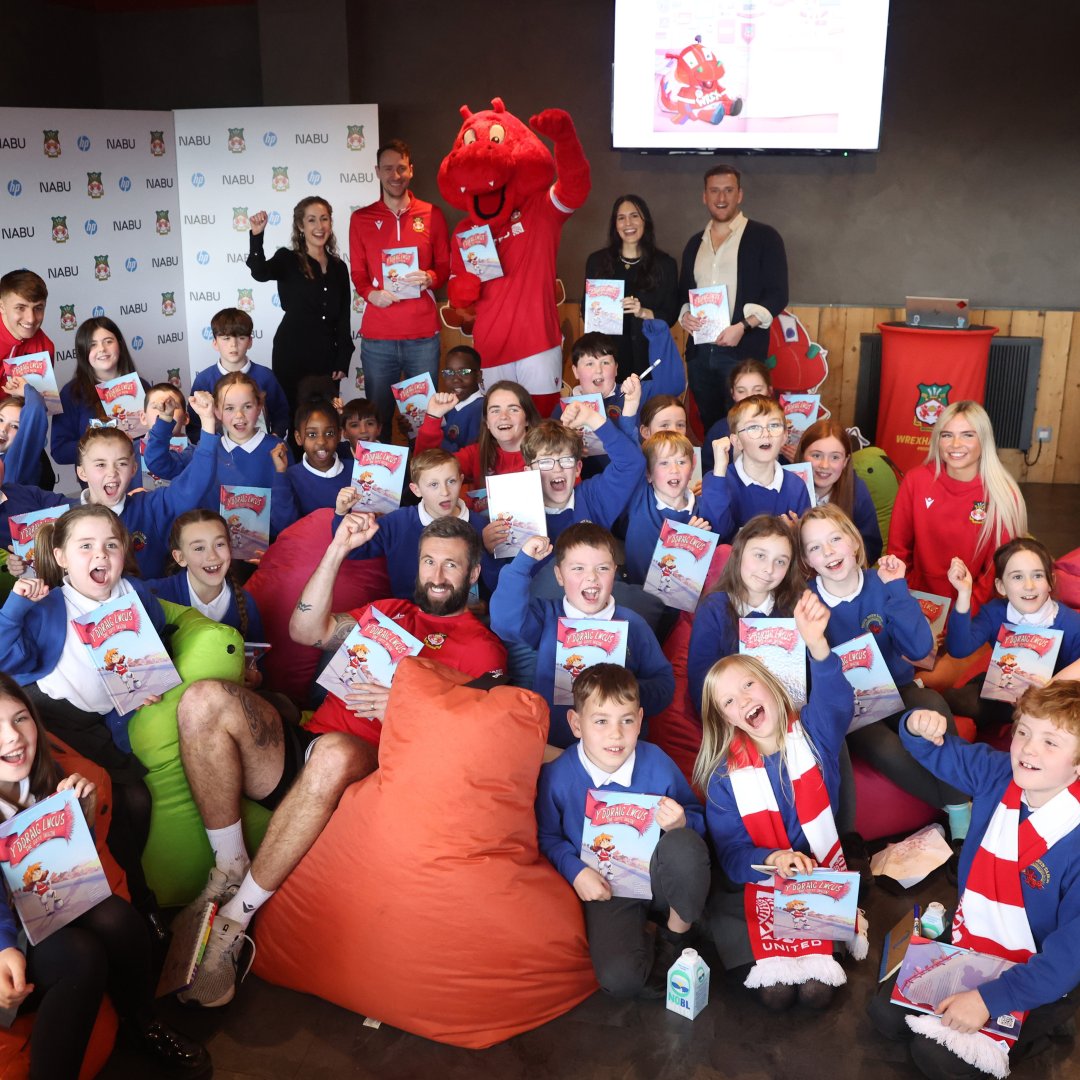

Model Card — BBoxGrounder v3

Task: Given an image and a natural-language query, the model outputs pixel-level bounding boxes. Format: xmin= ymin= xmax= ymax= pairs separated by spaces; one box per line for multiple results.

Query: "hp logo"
xmin=84 ymin=220 xmax=98 ymax=236
xmin=202 ymin=327 xmax=214 ymax=341
xmin=196 ymin=250 xmax=210 ymax=265
xmin=192 ymin=172 xmax=205 ymax=187
xmin=125 ymin=258 xmax=137 ymax=272
xmin=307 ymin=170 xmax=322 ymax=185
xmin=118 ymin=176 xmax=131 ymax=192
xmin=6 ymin=180 xmax=21 ymax=197
xmin=131 ymin=335 xmax=144 ymax=350
xmin=77 ymin=135 xmax=91 ymax=151
xmin=93 ymin=306 xmax=106 ymax=318
xmin=263 ymin=131 xmax=277 ymax=147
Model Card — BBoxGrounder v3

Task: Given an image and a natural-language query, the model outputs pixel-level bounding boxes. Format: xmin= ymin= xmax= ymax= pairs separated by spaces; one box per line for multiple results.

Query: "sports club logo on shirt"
xmin=970 ymin=500 xmax=987 ymax=525
xmin=913 ymin=383 xmax=951 ymax=429
xmin=412 ymin=217 xmax=425 ymax=233
xmin=423 ymin=633 xmax=446 ymax=650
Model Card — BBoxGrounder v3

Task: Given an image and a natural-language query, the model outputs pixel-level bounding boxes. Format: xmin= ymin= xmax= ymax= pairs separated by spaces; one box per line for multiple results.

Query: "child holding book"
xmin=795 ymin=418 xmax=882 ymax=564
xmin=536 ymin=664 xmax=710 ymax=997
xmin=695 ymin=590 xmax=863 ymax=1011
xmin=274 ymin=399 xmax=349 ymax=522
xmin=135 ymin=382 xmax=194 ymax=488
xmin=488 ymin=522 xmax=674 ymax=750
xmin=945 ymin=538 xmax=1080 ymax=733
xmin=436 ymin=345 xmax=484 ymax=453
xmin=869 ymin=683 xmax=1080 ymax=1079
xmin=701 ymin=360 xmax=772 ymax=472
xmin=0 ymin=675 xmax=211 ymax=1078
xmin=337 ymin=397 xmax=382 ymax=456
xmin=799 ymin=504 xmax=971 ymax=842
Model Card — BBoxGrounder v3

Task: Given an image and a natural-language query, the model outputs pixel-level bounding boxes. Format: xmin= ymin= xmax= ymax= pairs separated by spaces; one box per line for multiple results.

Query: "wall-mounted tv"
xmin=612 ymin=0 xmax=890 ymax=154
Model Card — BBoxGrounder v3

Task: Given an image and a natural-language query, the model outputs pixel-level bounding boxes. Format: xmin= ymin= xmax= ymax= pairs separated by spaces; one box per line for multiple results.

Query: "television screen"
xmin=612 ymin=0 xmax=890 ymax=153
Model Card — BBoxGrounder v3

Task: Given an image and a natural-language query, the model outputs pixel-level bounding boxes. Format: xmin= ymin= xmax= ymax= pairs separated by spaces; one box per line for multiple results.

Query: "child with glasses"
xmin=433 ymin=346 xmax=484 ymax=454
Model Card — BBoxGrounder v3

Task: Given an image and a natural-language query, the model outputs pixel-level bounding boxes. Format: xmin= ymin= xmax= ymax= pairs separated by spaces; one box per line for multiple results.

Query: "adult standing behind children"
xmin=348 ymin=139 xmax=450 ymax=435
xmin=247 ymin=197 xmax=353 ymax=424
xmin=678 ymin=166 xmax=788 ymax=432
xmin=0 ymin=271 xmax=53 ymax=362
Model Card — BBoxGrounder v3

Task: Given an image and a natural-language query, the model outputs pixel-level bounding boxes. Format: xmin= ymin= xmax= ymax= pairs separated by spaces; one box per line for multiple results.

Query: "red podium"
xmin=876 ymin=322 xmax=998 ymax=474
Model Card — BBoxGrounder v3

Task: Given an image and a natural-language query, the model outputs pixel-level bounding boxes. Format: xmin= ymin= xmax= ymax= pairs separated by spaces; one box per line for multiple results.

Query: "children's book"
xmin=0 ymin=790 xmax=111 ymax=946
xmin=778 ymin=393 xmax=820 ymax=458
xmin=71 ymin=591 xmax=181 ymax=715
xmin=466 ymin=486 xmax=488 ymax=514
xmin=95 ymin=373 xmax=148 ymax=438
xmin=2 ymin=351 xmax=62 ymax=415
xmin=9 ymin=506 xmax=65 ymax=573
xmin=486 ymin=470 xmax=547 ymax=559
xmin=391 ymin=372 xmax=435 ymax=440
xmin=381 ymin=246 xmax=422 ymax=299
xmin=891 ymin=936 xmax=1025 ymax=1046
xmin=643 ymin=519 xmax=719 ymax=613
xmin=220 ymin=485 xmax=272 ymax=562
xmin=561 ymin=392 xmax=606 ymax=457
xmin=688 ymin=285 xmax=730 ymax=346
xmin=457 ymin=224 xmax=504 ymax=282
xmin=554 ymin=618 xmax=629 ymax=707
xmin=981 ymin=623 xmax=1064 ymax=705
xmin=157 ymin=899 xmax=217 ymax=997
xmin=315 ymin=603 xmax=424 ymax=699
xmin=907 ymin=591 xmax=952 ymax=671
xmin=140 ymin=436 xmax=189 ymax=490
xmin=583 ymin=279 xmax=625 ymax=335
xmin=579 ymin=789 xmax=662 ymax=900
xmin=832 ymin=632 xmax=905 ymax=731
xmin=781 ymin=461 xmax=817 ymax=508
xmin=771 ymin=869 xmax=860 ymax=942
xmin=738 ymin=617 xmax=807 ymax=709
xmin=351 ymin=441 xmax=408 ymax=515
xmin=879 ymin=908 xmax=918 ymax=982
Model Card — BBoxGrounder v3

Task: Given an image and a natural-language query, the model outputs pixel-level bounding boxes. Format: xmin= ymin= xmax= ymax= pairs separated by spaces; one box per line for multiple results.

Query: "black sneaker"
xmin=945 ymin=838 xmax=964 ymax=886
xmin=125 ymin=1019 xmax=212 ymax=1078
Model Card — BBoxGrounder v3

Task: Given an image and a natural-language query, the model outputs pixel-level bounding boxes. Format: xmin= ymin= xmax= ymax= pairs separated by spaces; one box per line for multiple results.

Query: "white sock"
xmin=207 ymin=822 xmax=249 ymax=881
xmin=218 ymin=872 xmax=274 ymax=930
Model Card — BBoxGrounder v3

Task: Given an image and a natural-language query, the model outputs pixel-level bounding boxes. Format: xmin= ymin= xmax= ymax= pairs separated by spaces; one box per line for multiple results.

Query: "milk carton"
xmin=666 ymin=948 xmax=709 ymax=1019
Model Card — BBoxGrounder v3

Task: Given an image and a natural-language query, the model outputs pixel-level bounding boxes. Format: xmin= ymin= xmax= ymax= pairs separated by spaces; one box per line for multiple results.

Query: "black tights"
xmin=106 ymin=779 xmax=155 ymax=914
xmin=24 ymin=895 xmax=152 ymax=1079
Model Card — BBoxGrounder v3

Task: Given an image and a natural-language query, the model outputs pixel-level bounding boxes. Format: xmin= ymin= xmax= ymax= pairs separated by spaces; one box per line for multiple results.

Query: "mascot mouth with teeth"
xmin=439 ymin=98 xmax=590 ymax=415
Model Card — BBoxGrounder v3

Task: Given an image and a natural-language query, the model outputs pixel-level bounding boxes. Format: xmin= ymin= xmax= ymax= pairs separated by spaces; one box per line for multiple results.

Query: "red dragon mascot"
xmin=438 ymin=98 xmax=590 ymax=415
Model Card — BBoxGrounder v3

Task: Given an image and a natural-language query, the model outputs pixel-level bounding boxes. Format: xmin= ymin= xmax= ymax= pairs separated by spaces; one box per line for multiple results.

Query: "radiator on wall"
xmin=855 ymin=336 xmax=1043 ymax=451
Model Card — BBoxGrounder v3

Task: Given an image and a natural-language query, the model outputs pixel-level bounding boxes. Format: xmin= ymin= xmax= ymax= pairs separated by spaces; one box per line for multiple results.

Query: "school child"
xmin=51 ymin=317 xmax=149 ymax=468
xmin=799 ymin=504 xmax=971 ymax=842
xmin=416 ymin=380 xmax=541 ymax=495
xmin=0 ymin=378 xmax=49 ymax=486
xmin=0 ymin=456 xmax=68 ymax=556
xmin=274 ymin=399 xmax=349 ymax=522
xmin=945 ymin=538 xmax=1080 ymax=733
xmin=335 ymin=448 xmax=486 ymax=600
xmin=188 ymin=307 xmax=290 ymax=441
xmin=705 ymin=394 xmax=812 ymax=542
xmin=134 ymin=382 xmax=195 ymax=488
xmin=687 ymin=515 xmax=803 ymax=715
xmin=0 ymin=270 xmax=53 ymax=362
xmin=536 ymin=664 xmax=710 ymax=997
xmin=795 ymin=418 xmax=882 ymax=564
xmin=0 ymin=506 xmax=170 ymax=926
xmin=694 ymin=590 xmax=865 ymax=1011
xmin=869 ymin=684 xmax=1080 ymax=1079
xmin=436 ymin=345 xmax=485 ymax=453
xmin=889 ymin=401 xmax=1027 ymax=612
xmin=337 ymin=396 xmax=382 ymax=457
xmin=635 ymin=394 xmax=689 ymax=442
xmin=489 ymin=522 xmax=674 ymax=749
xmin=702 ymin=360 xmax=772 ymax=472
xmin=0 ymin=675 xmax=211 ymax=1078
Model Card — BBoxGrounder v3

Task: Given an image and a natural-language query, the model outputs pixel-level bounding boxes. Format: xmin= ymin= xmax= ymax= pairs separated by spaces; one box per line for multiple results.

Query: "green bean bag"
xmin=129 ymin=600 xmax=272 ymax=907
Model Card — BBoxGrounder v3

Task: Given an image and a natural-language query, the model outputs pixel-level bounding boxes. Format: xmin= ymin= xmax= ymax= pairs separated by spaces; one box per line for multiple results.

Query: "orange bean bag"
xmin=252 ymin=658 xmax=597 ymax=1048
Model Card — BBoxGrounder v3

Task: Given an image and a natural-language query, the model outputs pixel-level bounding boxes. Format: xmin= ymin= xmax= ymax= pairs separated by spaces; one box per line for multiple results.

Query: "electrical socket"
xmin=1037 ymin=426 xmax=1052 ymax=443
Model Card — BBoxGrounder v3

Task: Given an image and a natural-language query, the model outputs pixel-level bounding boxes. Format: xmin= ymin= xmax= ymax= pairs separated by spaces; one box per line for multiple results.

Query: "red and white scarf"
xmin=728 ymin=718 xmax=852 ymax=986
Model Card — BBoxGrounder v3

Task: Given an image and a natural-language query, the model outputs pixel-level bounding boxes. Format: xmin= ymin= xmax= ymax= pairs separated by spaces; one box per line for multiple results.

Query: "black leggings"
xmin=24 ymin=894 xmax=152 ymax=1080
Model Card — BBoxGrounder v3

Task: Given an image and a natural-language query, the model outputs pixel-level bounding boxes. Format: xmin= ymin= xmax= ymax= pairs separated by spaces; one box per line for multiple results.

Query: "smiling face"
xmin=343 ymin=412 xmax=381 ymax=448
xmin=0 ymin=401 xmax=21 ymax=453
xmin=217 ymin=385 xmax=261 ymax=443
xmin=555 ymin=543 xmax=616 ymax=614
xmin=415 ymin=535 xmax=477 ymax=616
xmin=937 ymin=413 xmax=982 ymax=481
xmin=531 ymin=450 xmax=581 ymax=509
xmin=0 ymin=694 xmax=37 ymax=789
xmin=441 ymin=351 xmax=481 ymax=401
xmin=173 ymin=519 xmax=232 ymax=594
xmin=87 ymin=326 xmax=120 ymax=381
xmin=648 ymin=448 xmax=694 ymax=508
xmin=614 ymin=199 xmax=645 ymax=251
xmin=301 ymin=202 xmax=332 ymax=253
xmin=712 ymin=662 xmax=780 ymax=753
xmin=1010 ymin=713 xmax=1080 ymax=807
xmin=803 ymin=435 xmax=849 ymax=497
xmin=738 ymin=532 xmax=793 ymax=608
xmin=572 ymin=352 xmax=618 ymax=398
xmin=703 ymin=172 xmax=744 ymax=226
xmin=77 ymin=435 xmax=137 ymax=507
xmin=801 ymin=516 xmax=860 ymax=591
xmin=377 ymin=150 xmax=413 ymax=203
xmin=295 ymin=410 xmax=340 ymax=472
xmin=996 ymin=549 xmax=1053 ymax=614
xmin=569 ymin=691 xmax=643 ymax=773
xmin=212 ymin=332 xmax=253 ymax=370
xmin=55 ymin=515 xmax=126 ymax=599
xmin=485 ymin=389 xmax=528 ymax=449
xmin=409 ymin=461 xmax=464 ymax=519
xmin=0 ymin=292 xmax=45 ymax=342
xmin=641 ymin=403 xmax=687 ymax=439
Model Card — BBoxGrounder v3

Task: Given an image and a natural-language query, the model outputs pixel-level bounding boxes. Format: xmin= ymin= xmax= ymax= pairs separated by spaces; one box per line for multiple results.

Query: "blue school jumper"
xmin=703 ymin=463 xmax=812 ymax=542
xmin=0 ymin=484 xmax=70 ymax=550
xmin=187 ymin=360 xmax=291 ymax=441
xmin=275 ymin=458 xmax=351 ymax=525
xmin=946 ymin=598 xmax=1080 ymax=672
xmin=51 ymin=376 xmax=151 ymax=467
xmin=0 ymin=384 xmax=47 ymax=485
xmin=144 ymin=571 xmax=265 ymax=644
xmin=439 ymin=391 xmax=484 ymax=454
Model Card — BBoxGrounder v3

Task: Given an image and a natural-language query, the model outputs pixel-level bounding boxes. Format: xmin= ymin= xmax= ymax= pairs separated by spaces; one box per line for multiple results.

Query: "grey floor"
xmin=102 ymin=484 xmax=1080 ymax=1080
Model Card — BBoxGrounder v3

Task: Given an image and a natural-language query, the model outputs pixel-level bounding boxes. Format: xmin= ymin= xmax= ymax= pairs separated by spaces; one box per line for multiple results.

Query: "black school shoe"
xmin=641 ymin=925 xmax=696 ymax=1000
xmin=124 ymin=1019 xmax=213 ymax=1078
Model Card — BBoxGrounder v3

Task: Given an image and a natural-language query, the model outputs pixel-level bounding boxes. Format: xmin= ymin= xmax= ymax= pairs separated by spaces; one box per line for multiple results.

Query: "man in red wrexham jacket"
xmin=0 ymin=270 xmax=54 ymax=361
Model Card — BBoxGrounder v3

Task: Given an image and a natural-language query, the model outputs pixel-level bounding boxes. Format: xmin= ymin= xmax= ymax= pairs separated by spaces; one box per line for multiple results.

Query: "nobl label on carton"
xmin=666 ymin=951 xmax=709 ymax=1019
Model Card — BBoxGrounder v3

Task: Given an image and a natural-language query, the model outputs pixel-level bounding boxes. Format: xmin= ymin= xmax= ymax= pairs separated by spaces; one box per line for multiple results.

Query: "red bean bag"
xmin=1055 ymin=547 xmax=1080 ymax=611
xmin=252 ymin=658 xmax=597 ymax=1048
xmin=245 ymin=509 xmax=390 ymax=702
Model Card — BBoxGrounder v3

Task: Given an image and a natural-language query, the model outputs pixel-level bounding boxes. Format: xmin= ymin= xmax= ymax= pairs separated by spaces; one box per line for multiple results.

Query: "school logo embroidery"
xmin=424 ymin=633 xmax=447 ymax=650
xmin=232 ymin=207 xmax=249 ymax=232
xmin=59 ymin=304 xmax=77 ymax=331
xmin=271 ymin=166 xmax=289 ymax=192
xmin=131 ymin=531 xmax=147 ymax=552
xmin=43 ymin=130 xmax=61 ymax=158
xmin=237 ymin=288 xmax=254 ymax=313
xmin=969 ymin=500 xmax=987 ymax=525
xmin=347 ymin=125 xmax=365 ymax=151
xmin=93 ymin=255 xmax=110 ymax=282
xmin=914 ymin=383 xmax=951 ymax=429
xmin=861 ymin=613 xmax=885 ymax=635
xmin=150 ymin=130 xmax=166 ymax=157
xmin=87 ymin=171 xmax=104 ymax=199
xmin=228 ymin=127 xmax=246 ymax=153
xmin=51 ymin=216 xmax=69 ymax=243
xmin=445 ymin=424 xmax=460 ymax=442
xmin=155 ymin=209 xmax=171 ymax=236
xmin=1023 ymin=859 xmax=1049 ymax=890
xmin=607 ymin=404 xmax=622 ymax=424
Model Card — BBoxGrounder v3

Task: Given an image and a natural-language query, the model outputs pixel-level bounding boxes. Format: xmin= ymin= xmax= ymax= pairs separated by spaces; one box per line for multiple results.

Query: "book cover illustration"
xmin=908 ymin=590 xmax=952 ymax=671
xmin=643 ymin=519 xmax=719 ymax=613
xmin=351 ymin=441 xmax=408 ymax=515
xmin=891 ymin=936 xmax=1024 ymax=1045
xmin=3 ymin=351 xmax=62 ymax=415
xmin=981 ymin=624 xmax=1064 ymax=705
xmin=381 ymin=245 xmax=422 ymax=299
xmin=833 ymin=632 xmax=905 ymax=731
xmin=781 ymin=461 xmax=817 ymax=508
xmin=391 ymin=372 xmax=435 ymax=440
xmin=771 ymin=869 xmax=859 ymax=942
xmin=554 ymin=618 xmax=629 ymax=707
xmin=94 ymin=373 xmax=148 ymax=438
xmin=0 ymin=790 xmax=111 ymax=946
xmin=315 ymin=604 xmax=424 ymax=700
xmin=486 ymin=470 xmax=547 ymax=559
xmin=583 ymin=279 xmax=625 ymax=335
xmin=457 ymin=224 xmax=504 ymax=282
xmin=72 ymin=592 xmax=181 ymax=716
xmin=561 ymin=393 xmax=606 ymax=457
xmin=738 ymin=617 xmax=807 ymax=709
xmin=219 ymin=485 xmax=271 ymax=562
xmin=778 ymin=393 xmax=820 ymax=457
xmin=579 ymin=789 xmax=662 ymax=900
xmin=9 ymin=506 xmax=65 ymax=573
xmin=140 ymin=436 xmax=189 ymax=490
xmin=688 ymin=285 xmax=730 ymax=346
xmin=466 ymin=486 xmax=488 ymax=514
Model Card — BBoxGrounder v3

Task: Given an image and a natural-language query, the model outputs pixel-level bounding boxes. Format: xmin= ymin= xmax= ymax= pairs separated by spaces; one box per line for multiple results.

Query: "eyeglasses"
xmin=440 ymin=368 xmax=475 ymax=377
xmin=531 ymin=456 xmax=578 ymax=471
xmin=738 ymin=421 xmax=786 ymax=439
